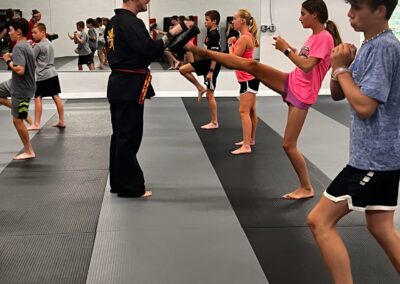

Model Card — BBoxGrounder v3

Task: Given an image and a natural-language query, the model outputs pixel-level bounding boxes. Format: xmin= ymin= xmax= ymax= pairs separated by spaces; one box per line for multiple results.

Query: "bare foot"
xmin=234 ymin=140 xmax=255 ymax=146
xmin=141 ymin=190 xmax=153 ymax=198
xmin=27 ymin=125 xmax=41 ymax=131
xmin=282 ymin=187 xmax=314 ymax=200
xmin=197 ymin=87 xmax=207 ymax=102
xmin=201 ymin=122 xmax=219 ymax=129
xmin=13 ymin=152 xmax=36 ymax=160
xmin=231 ymin=146 xmax=252 ymax=155
xmin=52 ymin=123 xmax=66 ymax=129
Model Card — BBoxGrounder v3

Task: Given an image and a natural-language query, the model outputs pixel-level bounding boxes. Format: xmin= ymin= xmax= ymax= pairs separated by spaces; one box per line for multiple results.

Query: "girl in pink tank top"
xmin=228 ymin=10 xmax=260 ymax=155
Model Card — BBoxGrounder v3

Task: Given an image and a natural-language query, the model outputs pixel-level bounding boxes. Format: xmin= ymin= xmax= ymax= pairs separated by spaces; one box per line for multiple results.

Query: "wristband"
xmin=209 ymin=68 xmax=214 ymax=72
xmin=283 ymin=48 xmax=292 ymax=56
xmin=331 ymin=67 xmax=351 ymax=81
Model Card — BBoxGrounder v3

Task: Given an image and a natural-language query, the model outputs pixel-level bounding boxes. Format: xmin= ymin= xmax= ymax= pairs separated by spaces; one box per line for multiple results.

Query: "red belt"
xmin=112 ymin=68 xmax=148 ymax=75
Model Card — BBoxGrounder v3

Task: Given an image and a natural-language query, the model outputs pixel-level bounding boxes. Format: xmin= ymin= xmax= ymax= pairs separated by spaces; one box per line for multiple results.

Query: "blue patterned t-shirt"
xmin=349 ymin=30 xmax=400 ymax=171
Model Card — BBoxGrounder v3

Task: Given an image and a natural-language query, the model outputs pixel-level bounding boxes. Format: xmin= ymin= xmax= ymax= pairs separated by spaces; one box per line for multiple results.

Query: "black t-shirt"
xmin=204 ymin=29 xmax=221 ymax=51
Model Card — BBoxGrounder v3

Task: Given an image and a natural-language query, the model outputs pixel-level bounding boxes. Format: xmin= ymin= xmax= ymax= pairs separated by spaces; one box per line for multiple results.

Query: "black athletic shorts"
xmin=191 ymin=59 xmax=221 ymax=91
xmin=78 ymin=54 xmax=94 ymax=65
xmin=324 ymin=165 xmax=400 ymax=211
xmin=239 ymin=78 xmax=260 ymax=95
xmin=35 ymin=76 xmax=61 ymax=98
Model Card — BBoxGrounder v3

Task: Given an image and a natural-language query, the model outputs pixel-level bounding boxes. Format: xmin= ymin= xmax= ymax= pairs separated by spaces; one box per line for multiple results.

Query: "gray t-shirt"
xmin=11 ymin=41 xmax=36 ymax=99
xmin=33 ymin=39 xmax=58 ymax=81
xmin=88 ymin=27 xmax=98 ymax=51
xmin=349 ymin=31 xmax=400 ymax=171
xmin=78 ymin=31 xmax=91 ymax=56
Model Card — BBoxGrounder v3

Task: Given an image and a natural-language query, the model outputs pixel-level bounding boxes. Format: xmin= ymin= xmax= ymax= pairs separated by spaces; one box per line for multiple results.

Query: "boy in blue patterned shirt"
xmin=308 ymin=1 xmax=400 ymax=283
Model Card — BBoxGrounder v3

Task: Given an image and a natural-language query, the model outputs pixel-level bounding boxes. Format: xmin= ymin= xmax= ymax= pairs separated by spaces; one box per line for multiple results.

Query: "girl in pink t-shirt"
xmin=228 ymin=9 xmax=260 ymax=155
xmin=189 ymin=0 xmax=342 ymax=199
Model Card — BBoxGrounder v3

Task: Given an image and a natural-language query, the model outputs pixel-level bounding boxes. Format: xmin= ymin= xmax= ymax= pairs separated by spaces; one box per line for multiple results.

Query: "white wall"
xmin=1 ymin=0 xmax=360 ymax=93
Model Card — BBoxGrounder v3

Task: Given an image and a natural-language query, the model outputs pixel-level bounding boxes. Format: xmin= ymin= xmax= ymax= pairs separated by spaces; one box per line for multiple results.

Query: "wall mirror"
xmin=0 ymin=0 xmax=261 ymax=72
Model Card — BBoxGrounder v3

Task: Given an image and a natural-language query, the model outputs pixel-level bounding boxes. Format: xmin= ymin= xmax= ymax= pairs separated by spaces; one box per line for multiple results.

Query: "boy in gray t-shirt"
xmin=0 ymin=18 xmax=36 ymax=160
xmin=68 ymin=21 xmax=94 ymax=70
xmin=308 ymin=1 xmax=400 ymax=282
xmin=28 ymin=22 xmax=65 ymax=131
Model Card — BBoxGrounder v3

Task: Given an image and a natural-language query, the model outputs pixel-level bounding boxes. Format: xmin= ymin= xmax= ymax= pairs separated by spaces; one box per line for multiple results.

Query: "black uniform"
xmin=105 ymin=9 xmax=164 ymax=197
xmin=191 ymin=29 xmax=221 ymax=89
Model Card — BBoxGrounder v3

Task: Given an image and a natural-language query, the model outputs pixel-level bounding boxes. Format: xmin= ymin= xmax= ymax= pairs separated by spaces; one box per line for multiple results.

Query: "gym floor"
xmin=0 ymin=96 xmax=398 ymax=283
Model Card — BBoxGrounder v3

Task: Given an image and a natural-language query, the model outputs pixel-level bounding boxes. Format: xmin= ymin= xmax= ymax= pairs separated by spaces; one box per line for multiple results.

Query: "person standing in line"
xmin=308 ymin=1 xmax=400 ymax=283
xmin=28 ymin=23 xmax=65 ymax=131
xmin=179 ymin=10 xmax=222 ymax=129
xmin=68 ymin=21 xmax=94 ymax=71
xmin=228 ymin=9 xmax=260 ymax=155
xmin=0 ymin=18 xmax=36 ymax=160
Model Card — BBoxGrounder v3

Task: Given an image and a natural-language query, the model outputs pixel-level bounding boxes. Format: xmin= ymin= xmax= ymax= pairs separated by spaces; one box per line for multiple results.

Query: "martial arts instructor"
xmin=106 ymin=0 xmax=198 ymax=198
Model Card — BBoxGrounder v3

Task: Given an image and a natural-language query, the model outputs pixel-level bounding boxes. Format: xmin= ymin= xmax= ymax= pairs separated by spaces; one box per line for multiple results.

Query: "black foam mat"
xmin=0 ymin=233 xmax=94 ymax=284
xmin=247 ymin=227 xmax=399 ymax=284
xmin=0 ymin=100 xmax=111 ymax=283
xmin=183 ymin=97 xmax=399 ymax=283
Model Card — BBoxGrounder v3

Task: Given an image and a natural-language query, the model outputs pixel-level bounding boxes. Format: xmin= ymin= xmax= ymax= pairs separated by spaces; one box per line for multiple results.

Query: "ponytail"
xmin=249 ymin=17 xmax=260 ymax=47
xmin=325 ymin=20 xmax=342 ymax=47
xmin=237 ymin=9 xmax=260 ymax=47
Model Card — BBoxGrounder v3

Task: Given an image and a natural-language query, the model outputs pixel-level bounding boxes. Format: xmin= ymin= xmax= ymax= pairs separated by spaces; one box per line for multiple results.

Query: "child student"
xmin=28 ymin=22 xmax=65 ymax=130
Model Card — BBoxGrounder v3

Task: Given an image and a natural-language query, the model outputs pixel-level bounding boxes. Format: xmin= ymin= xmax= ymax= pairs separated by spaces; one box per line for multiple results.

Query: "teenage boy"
xmin=179 ymin=10 xmax=222 ymax=129
xmin=0 ymin=18 xmax=36 ymax=160
xmin=28 ymin=23 xmax=65 ymax=130
xmin=307 ymin=1 xmax=400 ymax=283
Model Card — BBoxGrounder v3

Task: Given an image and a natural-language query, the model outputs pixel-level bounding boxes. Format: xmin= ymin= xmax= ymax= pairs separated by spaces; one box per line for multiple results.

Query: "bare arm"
xmin=273 ymin=35 xmax=319 ymax=73
xmin=287 ymin=52 xmax=319 ymax=73
xmin=336 ymin=72 xmax=379 ymax=118
xmin=330 ymin=79 xmax=345 ymax=101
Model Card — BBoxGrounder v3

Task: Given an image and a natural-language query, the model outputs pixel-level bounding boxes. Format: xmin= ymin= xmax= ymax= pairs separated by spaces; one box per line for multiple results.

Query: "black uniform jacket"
xmin=105 ymin=9 xmax=164 ymax=100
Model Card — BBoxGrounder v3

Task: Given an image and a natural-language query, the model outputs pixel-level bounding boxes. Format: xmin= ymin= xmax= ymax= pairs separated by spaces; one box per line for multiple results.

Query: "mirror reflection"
xmin=148 ymin=0 xmax=261 ymax=71
xmin=0 ymin=0 xmax=261 ymax=72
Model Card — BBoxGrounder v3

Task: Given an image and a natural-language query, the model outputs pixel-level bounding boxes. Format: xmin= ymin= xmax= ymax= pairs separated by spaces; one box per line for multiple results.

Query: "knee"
xmin=282 ymin=140 xmax=296 ymax=153
xmin=307 ymin=211 xmax=327 ymax=236
xmin=178 ymin=66 xmax=186 ymax=75
xmin=238 ymin=107 xmax=249 ymax=117
xmin=247 ymin=60 xmax=258 ymax=73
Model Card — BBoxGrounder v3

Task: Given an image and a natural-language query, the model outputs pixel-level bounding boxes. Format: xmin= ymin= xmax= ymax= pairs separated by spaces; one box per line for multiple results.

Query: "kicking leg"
xmin=188 ymin=45 xmax=287 ymax=94
xmin=179 ymin=63 xmax=207 ymax=100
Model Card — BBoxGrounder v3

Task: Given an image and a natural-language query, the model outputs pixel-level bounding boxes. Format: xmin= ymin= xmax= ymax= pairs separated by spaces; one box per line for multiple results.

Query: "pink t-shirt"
xmin=288 ymin=30 xmax=334 ymax=104
xmin=234 ymin=33 xmax=255 ymax=82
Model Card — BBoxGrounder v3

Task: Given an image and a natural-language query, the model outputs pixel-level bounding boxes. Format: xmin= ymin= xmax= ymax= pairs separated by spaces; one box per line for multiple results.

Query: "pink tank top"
xmin=234 ymin=32 xmax=255 ymax=82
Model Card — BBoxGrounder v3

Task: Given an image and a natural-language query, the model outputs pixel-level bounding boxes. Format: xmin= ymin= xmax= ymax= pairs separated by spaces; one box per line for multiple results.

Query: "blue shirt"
xmin=349 ymin=30 xmax=400 ymax=171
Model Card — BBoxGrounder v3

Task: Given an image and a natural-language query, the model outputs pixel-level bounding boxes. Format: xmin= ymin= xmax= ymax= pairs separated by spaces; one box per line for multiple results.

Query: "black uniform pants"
xmin=109 ymin=99 xmax=145 ymax=197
